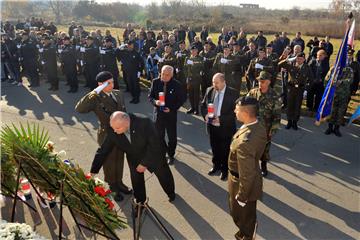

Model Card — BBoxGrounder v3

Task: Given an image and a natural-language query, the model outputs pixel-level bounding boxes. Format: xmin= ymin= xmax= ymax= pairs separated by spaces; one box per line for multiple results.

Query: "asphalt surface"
xmin=1 ymin=78 xmax=359 ymax=240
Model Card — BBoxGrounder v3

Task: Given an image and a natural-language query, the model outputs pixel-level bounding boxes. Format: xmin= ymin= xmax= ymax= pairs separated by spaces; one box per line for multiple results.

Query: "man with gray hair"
xmin=149 ymin=65 xmax=185 ymax=164
xmin=90 ymin=111 xmax=176 ymax=203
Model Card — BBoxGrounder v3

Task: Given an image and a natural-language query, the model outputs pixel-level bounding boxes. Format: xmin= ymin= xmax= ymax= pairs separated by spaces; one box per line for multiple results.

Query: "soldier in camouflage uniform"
xmin=247 ymin=71 xmax=282 ymax=177
xmin=324 ymin=65 xmax=353 ymax=137
xmin=279 ymin=52 xmax=313 ymax=130
xmin=246 ymin=47 xmax=275 ymax=91
xmin=158 ymin=44 xmax=177 ymax=75
xmin=175 ymin=40 xmax=189 ymax=99
xmin=75 ymin=71 xmax=131 ymax=201
xmin=199 ymin=41 xmax=216 ymax=97
xmin=213 ymin=44 xmax=235 ymax=86
xmin=184 ymin=45 xmax=204 ymax=114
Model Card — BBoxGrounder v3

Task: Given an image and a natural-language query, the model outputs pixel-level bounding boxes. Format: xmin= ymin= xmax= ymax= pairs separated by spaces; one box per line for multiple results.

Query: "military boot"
xmin=333 ymin=125 xmax=342 ymax=137
xmin=261 ymin=161 xmax=268 ymax=177
xmin=324 ymin=123 xmax=333 ymax=135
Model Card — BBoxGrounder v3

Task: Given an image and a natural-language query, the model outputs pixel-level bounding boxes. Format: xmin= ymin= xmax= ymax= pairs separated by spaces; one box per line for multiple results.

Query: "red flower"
xmin=94 ymin=186 xmax=107 ymax=197
xmin=105 ymin=198 xmax=114 ymax=210
xmin=105 ymin=189 xmax=112 ymax=195
xmin=85 ymin=173 xmax=92 ymax=180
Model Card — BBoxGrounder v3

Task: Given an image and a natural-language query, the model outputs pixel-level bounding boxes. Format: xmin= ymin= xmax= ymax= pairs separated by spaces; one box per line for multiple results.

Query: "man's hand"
xmin=163 ymin=107 xmax=170 ymax=113
xmin=136 ymin=164 xmax=147 ymax=173
xmin=155 ymin=100 xmax=161 ymax=106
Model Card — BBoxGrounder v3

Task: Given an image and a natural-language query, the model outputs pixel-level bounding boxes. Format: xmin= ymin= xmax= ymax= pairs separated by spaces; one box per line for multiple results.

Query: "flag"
xmin=347 ymin=20 xmax=356 ymax=49
xmin=348 ymin=106 xmax=360 ymax=125
xmin=315 ymin=19 xmax=355 ymax=124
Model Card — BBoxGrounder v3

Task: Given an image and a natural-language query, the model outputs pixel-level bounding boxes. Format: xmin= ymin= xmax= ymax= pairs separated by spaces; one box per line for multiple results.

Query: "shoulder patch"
xmin=242 ymin=131 xmax=251 ymax=142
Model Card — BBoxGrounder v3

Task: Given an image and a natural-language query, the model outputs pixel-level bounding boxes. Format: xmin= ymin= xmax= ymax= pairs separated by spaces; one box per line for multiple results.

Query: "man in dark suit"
xmin=90 ymin=111 xmax=176 ymax=204
xmin=149 ymin=65 xmax=186 ymax=165
xmin=201 ymin=73 xmax=239 ymax=180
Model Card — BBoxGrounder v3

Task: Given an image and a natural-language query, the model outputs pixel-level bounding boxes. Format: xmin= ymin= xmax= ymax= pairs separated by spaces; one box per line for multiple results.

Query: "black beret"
xmin=63 ymin=36 xmax=70 ymax=41
xmin=86 ymin=36 xmax=94 ymax=40
xmin=258 ymin=47 xmax=266 ymax=52
xmin=96 ymin=71 xmax=113 ymax=83
xmin=223 ymin=44 xmax=230 ymax=49
xmin=204 ymin=41 xmax=209 ymax=45
xmin=232 ymin=42 xmax=239 ymax=46
xmin=43 ymin=35 xmax=50 ymax=40
xmin=266 ymin=43 xmax=273 ymax=48
xmin=178 ymin=40 xmax=185 ymax=45
xmin=190 ymin=45 xmax=198 ymax=50
xmin=104 ymin=37 xmax=112 ymax=42
xmin=127 ymin=40 xmax=135 ymax=45
xmin=236 ymin=96 xmax=258 ymax=106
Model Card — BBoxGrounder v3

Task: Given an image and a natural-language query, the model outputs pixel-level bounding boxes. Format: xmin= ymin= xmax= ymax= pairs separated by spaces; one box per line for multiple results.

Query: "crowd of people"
xmin=2 ymin=18 xmax=360 ymax=240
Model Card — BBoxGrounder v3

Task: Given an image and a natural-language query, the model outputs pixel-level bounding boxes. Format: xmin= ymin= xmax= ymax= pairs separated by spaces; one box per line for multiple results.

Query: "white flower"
xmin=94 ymin=177 xmax=104 ymax=186
xmin=56 ymin=150 xmax=67 ymax=159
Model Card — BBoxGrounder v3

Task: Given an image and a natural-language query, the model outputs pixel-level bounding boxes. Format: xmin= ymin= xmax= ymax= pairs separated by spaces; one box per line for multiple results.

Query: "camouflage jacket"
xmin=325 ymin=66 xmax=353 ymax=99
xmin=159 ymin=52 xmax=177 ymax=71
xmin=278 ymin=60 xmax=313 ymax=89
xmin=247 ymin=57 xmax=275 ymax=81
xmin=247 ymin=87 xmax=282 ymax=135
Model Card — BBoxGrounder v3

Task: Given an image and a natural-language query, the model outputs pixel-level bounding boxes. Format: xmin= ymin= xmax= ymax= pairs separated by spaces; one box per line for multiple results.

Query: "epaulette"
xmin=242 ymin=130 xmax=251 ymax=142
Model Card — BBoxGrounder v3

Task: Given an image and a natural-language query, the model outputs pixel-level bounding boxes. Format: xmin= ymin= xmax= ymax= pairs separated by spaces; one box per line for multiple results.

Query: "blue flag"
xmin=348 ymin=106 xmax=360 ymax=125
xmin=315 ymin=21 xmax=354 ymax=124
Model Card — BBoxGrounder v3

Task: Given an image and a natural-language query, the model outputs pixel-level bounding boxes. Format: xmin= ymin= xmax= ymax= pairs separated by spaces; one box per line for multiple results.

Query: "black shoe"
xmin=48 ymin=87 xmax=54 ymax=91
xmin=220 ymin=171 xmax=228 ymax=181
xmin=292 ymin=121 xmax=298 ymax=130
xmin=208 ymin=168 xmax=220 ymax=175
xmin=186 ymin=108 xmax=194 ymax=114
xmin=333 ymin=125 xmax=342 ymax=137
xmin=118 ymin=184 xmax=132 ymax=195
xmin=285 ymin=120 xmax=292 ymax=129
xmin=29 ymin=84 xmax=39 ymax=88
xmin=261 ymin=161 xmax=268 ymax=177
xmin=193 ymin=110 xmax=199 ymax=115
xmin=51 ymin=87 xmax=59 ymax=91
xmin=325 ymin=123 xmax=333 ymax=135
xmin=114 ymin=192 xmax=124 ymax=202
xmin=167 ymin=156 xmax=175 ymax=165
xmin=168 ymin=192 xmax=176 ymax=202
xmin=133 ymin=98 xmax=140 ymax=104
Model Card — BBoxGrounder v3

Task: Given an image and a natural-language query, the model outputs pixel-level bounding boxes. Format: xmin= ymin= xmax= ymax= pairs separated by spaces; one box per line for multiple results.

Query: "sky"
xmin=96 ymin=0 xmax=333 ymax=10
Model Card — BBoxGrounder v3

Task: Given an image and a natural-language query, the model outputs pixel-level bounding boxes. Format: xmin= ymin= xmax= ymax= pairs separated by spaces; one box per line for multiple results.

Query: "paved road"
xmin=1 ymin=79 xmax=359 ymax=240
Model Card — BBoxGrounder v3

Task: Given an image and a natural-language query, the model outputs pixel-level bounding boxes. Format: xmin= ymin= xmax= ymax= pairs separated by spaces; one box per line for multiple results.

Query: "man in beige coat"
xmin=228 ymin=96 xmax=267 ymax=240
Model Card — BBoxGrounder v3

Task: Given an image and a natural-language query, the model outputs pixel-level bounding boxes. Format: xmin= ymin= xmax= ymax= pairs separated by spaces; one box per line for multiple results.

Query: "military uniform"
xmin=184 ymin=54 xmax=204 ymax=113
xmin=325 ymin=67 xmax=353 ymax=136
xmin=75 ymin=89 xmax=128 ymax=192
xmin=228 ymin=121 xmax=267 ymax=240
xmin=199 ymin=49 xmax=216 ymax=96
xmin=19 ymin=38 xmax=40 ymax=87
xmin=246 ymin=57 xmax=274 ymax=91
xmin=175 ymin=48 xmax=190 ymax=97
xmin=159 ymin=52 xmax=177 ymax=74
xmin=82 ymin=43 xmax=100 ymax=89
xmin=267 ymin=52 xmax=280 ymax=87
xmin=40 ymin=43 xmax=58 ymax=90
xmin=213 ymin=52 xmax=235 ymax=86
xmin=59 ymin=43 xmax=78 ymax=92
xmin=231 ymin=50 xmax=247 ymax=92
xmin=278 ymin=58 xmax=313 ymax=127
xmin=100 ymin=46 xmax=120 ymax=89
xmin=247 ymin=78 xmax=281 ymax=174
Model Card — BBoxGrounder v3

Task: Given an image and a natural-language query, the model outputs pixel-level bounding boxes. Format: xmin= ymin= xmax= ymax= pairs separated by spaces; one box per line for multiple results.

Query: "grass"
xmin=56 ymin=25 xmax=359 ymax=116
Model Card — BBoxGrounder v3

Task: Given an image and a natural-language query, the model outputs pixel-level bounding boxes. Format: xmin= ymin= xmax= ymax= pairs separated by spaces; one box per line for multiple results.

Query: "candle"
xmin=208 ymin=103 xmax=215 ymax=119
xmin=159 ymin=92 xmax=165 ymax=111
xmin=20 ymin=178 xmax=32 ymax=200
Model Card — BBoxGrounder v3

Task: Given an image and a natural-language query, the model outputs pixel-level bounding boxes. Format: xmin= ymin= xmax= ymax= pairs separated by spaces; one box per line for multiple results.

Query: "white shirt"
xmin=240 ymin=120 xmax=258 ymax=130
xmin=214 ymin=86 xmax=226 ymax=117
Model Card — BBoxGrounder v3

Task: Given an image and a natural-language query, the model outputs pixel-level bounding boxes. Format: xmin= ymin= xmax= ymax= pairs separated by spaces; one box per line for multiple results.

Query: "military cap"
xmin=190 ymin=45 xmax=198 ymax=50
xmin=296 ymin=52 xmax=305 ymax=58
xmin=164 ymin=43 xmax=172 ymax=48
xmin=232 ymin=42 xmax=239 ymax=46
xmin=42 ymin=35 xmax=51 ymax=40
xmin=236 ymin=96 xmax=258 ymax=106
xmin=258 ymin=47 xmax=266 ymax=52
xmin=256 ymin=71 xmax=272 ymax=81
xmin=21 ymin=31 xmax=29 ymax=36
xmin=223 ymin=44 xmax=230 ymax=49
xmin=63 ymin=36 xmax=70 ymax=41
xmin=86 ymin=35 xmax=94 ymax=40
xmin=178 ymin=40 xmax=185 ymax=45
xmin=266 ymin=43 xmax=273 ymax=48
xmin=96 ymin=71 xmax=113 ymax=83
xmin=203 ymin=41 xmax=209 ymax=45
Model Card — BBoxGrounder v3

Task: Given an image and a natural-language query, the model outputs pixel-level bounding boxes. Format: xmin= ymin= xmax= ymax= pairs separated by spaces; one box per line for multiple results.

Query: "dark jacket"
xmin=90 ymin=113 xmax=166 ymax=174
xmin=201 ymin=86 xmax=239 ymax=137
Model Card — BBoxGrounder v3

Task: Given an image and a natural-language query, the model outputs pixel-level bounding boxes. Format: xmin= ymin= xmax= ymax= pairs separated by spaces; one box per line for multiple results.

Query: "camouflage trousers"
xmin=328 ymin=96 xmax=349 ymax=125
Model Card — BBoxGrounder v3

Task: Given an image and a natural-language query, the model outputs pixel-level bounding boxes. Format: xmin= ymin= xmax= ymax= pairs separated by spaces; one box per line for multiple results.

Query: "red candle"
xmin=159 ymin=92 xmax=165 ymax=106
xmin=208 ymin=103 xmax=215 ymax=118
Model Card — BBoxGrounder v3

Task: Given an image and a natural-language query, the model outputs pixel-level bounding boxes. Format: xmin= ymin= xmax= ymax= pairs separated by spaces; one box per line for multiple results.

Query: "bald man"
xmin=201 ymin=73 xmax=239 ymax=180
xmin=90 ymin=111 xmax=176 ymax=203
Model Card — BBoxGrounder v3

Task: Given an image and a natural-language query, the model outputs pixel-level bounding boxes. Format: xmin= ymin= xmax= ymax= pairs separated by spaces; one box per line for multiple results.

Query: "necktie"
xmin=110 ymin=92 xmax=117 ymax=105
xmin=214 ymin=91 xmax=221 ymax=117
xmin=163 ymin=82 xmax=167 ymax=97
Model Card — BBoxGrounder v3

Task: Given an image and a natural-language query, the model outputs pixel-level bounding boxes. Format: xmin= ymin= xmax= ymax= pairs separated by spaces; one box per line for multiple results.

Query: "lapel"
xmin=220 ymin=87 xmax=229 ymax=115
xmin=129 ymin=114 xmax=137 ymax=145
xmin=233 ymin=126 xmax=249 ymax=141
xmin=210 ymin=87 xmax=216 ymax=103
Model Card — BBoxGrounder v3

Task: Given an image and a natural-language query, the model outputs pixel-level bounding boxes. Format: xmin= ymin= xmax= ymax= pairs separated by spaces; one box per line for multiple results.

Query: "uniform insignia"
xmin=242 ymin=132 xmax=251 ymax=142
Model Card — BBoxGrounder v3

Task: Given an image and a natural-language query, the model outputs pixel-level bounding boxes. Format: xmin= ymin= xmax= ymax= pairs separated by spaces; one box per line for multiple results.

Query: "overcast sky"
xmin=96 ymin=0 xmax=333 ymax=10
